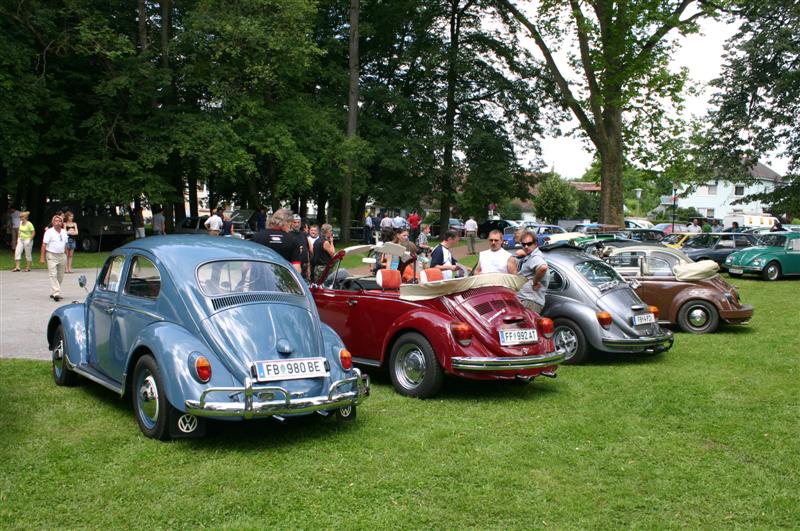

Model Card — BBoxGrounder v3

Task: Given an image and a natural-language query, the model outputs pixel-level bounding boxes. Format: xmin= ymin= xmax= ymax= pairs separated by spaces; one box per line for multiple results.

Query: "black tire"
xmin=80 ymin=236 xmax=97 ymax=252
xmin=677 ymin=300 xmax=720 ymax=334
xmin=389 ymin=332 xmax=443 ymax=398
xmin=761 ymin=261 xmax=781 ymax=281
xmin=553 ymin=318 xmax=588 ymax=365
xmin=52 ymin=325 xmax=79 ymax=386
xmin=132 ymin=355 xmax=171 ymax=440
xmin=335 ymin=404 xmax=357 ymax=422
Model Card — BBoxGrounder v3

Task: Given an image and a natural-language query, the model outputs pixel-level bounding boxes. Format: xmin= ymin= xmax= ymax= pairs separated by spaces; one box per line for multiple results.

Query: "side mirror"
xmin=78 ymin=275 xmax=87 ymax=289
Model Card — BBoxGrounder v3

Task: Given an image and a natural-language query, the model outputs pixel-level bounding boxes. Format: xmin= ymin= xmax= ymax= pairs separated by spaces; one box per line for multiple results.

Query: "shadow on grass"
xmin=582 ymin=350 xmax=666 ymax=366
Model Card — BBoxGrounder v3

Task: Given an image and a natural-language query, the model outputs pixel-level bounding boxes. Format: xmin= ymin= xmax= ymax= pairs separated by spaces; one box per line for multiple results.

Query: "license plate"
xmin=253 ymin=357 xmax=329 ymax=382
xmin=499 ymin=328 xmax=538 ymax=346
xmin=729 ymin=268 xmax=743 ymax=274
xmin=633 ymin=313 xmax=655 ymax=326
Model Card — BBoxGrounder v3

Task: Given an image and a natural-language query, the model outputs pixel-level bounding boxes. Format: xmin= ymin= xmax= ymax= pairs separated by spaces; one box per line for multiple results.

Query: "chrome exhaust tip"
xmin=540 ymin=371 xmax=557 ymax=379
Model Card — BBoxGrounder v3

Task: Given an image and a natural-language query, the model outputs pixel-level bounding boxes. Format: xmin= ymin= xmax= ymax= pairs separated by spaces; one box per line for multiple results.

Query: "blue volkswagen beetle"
xmin=46 ymin=236 xmax=369 ymax=439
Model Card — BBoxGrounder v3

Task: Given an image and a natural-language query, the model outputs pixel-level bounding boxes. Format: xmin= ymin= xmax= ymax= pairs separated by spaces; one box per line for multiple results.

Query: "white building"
xmin=666 ymin=162 xmax=782 ymax=219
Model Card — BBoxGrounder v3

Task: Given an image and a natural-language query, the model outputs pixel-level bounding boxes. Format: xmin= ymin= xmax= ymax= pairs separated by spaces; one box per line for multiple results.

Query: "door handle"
xmin=347 ymin=299 xmax=358 ymax=307
xmin=104 ymin=307 xmax=115 ymax=314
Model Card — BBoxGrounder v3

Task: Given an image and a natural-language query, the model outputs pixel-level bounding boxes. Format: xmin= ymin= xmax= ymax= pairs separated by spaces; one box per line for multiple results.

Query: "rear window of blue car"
xmin=197 ymin=261 xmax=303 ymax=296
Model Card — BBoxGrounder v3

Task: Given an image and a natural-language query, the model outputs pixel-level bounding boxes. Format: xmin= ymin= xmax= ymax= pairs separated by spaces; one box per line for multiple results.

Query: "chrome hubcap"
xmin=688 ymin=307 xmax=709 ymax=327
xmin=395 ymin=344 xmax=426 ymax=389
xmin=52 ymin=339 xmax=64 ymax=377
xmin=339 ymin=405 xmax=353 ymax=417
xmin=767 ymin=266 xmax=778 ymax=279
xmin=137 ymin=373 xmax=159 ymax=428
xmin=554 ymin=327 xmax=578 ymax=359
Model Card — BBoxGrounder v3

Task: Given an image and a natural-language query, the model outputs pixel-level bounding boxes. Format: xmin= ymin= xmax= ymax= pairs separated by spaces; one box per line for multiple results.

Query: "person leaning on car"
xmin=516 ymin=231 xmax=548 ymax=313
xmin=312 ymin=224 xmax=336 ymax=282
xmin=253 ymin=209 xmax=303 ymax=274
xmin=475 ymin=230 xmax=517 ymax=275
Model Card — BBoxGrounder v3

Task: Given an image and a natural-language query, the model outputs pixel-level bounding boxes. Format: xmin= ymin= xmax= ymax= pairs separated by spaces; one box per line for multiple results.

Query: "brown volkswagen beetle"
xmin=601 ymin=245 xmax=754 ymax=334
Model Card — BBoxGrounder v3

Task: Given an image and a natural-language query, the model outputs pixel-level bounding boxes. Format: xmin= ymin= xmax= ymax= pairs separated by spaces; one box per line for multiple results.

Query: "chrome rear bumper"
xmin=451 ymin=351 xmax=564 ymax=371
xmin=185 ymin=369 xmax=369 ymax=419
xmin=601 ymin=332 xmax=674 ymax=353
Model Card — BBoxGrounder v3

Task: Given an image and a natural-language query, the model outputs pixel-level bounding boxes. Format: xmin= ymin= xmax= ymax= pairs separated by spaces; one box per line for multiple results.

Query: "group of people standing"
xmin=250 ymin=208 xmax=335 ymax=284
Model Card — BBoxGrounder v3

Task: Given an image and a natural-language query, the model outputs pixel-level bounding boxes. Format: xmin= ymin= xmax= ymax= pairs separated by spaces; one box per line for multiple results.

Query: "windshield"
xmin=197 ymin=260 xmax=303 ymax=296
xmin=575 ymin=260 xmax=624 ymax=290
xmin=684 ymin=234 xmax=718 ymax=248
xmin=756 ymin=234 xmax=787 ymax=247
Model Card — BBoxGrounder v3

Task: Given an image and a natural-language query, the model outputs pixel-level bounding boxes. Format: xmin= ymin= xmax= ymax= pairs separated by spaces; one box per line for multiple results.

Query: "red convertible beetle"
xmin=310 ymin=244 xmax=565 ymax=398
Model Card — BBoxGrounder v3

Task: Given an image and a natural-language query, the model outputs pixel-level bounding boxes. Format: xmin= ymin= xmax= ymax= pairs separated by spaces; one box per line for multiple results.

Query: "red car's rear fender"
xmin=381 ymin=308 xmax=459 ymax=369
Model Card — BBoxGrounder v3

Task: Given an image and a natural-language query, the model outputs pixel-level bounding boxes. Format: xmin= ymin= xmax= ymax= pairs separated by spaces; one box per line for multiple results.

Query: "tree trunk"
xmin=137 ymin=0 xmax=148 ymax=52
xmin=341 ymin=0 xmax=360 ymax=243
xmin=315 ymin=190 xmax=328 ymax=224
xmin=188 ymin=175 xmax=198 ymax=218
xmin=598 ymin=106 xmax=624 ymax=226
xmin=439 ymin=0 xmax=461 ymax=236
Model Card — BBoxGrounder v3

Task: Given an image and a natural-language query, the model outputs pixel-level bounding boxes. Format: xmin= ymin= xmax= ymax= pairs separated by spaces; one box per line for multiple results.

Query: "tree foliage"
xmin=708 ymin=0 xmax=800 ymax=218
xmin=533 ymin=173 xmax=577 ymax=223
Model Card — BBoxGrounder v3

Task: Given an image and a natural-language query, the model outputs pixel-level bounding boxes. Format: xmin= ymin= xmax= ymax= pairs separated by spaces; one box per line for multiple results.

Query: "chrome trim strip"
xmin=451 ymin=351 xmax=565 ymax=371
xmin=71 ymin=366 xmax=124 ymax=395
xmin=184 ymin=369 xmax=370 ymax=419
xmin=601 ymin=333 xmax=674 ymax=348
xmin=113 ymin=304 xmax=165 ymax=321
xmin=352 ymin=356 xmax=381 ymax=367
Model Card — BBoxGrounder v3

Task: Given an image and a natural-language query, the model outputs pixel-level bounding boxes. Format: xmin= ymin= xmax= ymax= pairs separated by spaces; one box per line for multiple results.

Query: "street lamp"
xmin=633 ymin=188 xmax=642 ymax=217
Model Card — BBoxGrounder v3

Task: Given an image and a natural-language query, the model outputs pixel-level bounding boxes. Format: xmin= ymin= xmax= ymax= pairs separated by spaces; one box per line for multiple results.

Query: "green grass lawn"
xmin=2 ymin=277 xmax=798 ymax=527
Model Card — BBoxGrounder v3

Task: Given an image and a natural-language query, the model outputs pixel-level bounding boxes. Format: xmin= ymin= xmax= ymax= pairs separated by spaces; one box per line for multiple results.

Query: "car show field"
xmin=1 ymin=275 xmax=798 ymax=528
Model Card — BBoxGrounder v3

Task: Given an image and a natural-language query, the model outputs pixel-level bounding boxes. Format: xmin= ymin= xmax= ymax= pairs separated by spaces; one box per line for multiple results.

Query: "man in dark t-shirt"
xmin=289 ymin=214 xmax=311 ymax=281
xmin=253 ymin=209 xmax=302 ymax=274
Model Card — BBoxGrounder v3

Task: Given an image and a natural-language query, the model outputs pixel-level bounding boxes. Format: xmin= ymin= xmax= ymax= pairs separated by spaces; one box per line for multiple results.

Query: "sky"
xmin=536 ymin=17 xmax=789 ymax=179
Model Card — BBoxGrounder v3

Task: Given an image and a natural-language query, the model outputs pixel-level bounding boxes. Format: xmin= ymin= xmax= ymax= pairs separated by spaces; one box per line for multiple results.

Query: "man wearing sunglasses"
xmin=475 ymin=230 xmax=517 ymax=275
xmin=517 ymin=231 xmax=548 ymax=313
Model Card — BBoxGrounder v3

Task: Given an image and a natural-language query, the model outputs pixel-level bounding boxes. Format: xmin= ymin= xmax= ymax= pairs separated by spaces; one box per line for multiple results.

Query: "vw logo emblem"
xmin=177 ymin=414 xmax=199 ymax=433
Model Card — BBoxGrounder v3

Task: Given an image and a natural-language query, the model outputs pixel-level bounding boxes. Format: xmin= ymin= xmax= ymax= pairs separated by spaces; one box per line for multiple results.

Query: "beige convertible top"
xmin=399 ymin=273 xmax=527 ymax=301
xmin=673 ymin=259 xmax=720 ymax=281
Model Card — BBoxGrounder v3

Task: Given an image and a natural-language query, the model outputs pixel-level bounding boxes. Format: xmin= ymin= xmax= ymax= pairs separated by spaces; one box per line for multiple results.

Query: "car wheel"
xmin=677 ymin=300 xmax=719 ymax=334
xmin=553 ymin=318 xmax=588 ymax=365
xmin=335 ymin=404 xmax=357 ymax=422
xmin=52 ymin=325 xmax=79 ymax=386
xmin=389 ymin=332 xmax=443 ymax=398
xmin=80 ymin=236 xmax=96 ymax=252
xmin=761 ymin=261 xmax=781 ymax=281
xmin=132 ymin=355 xmax=171 ymax=440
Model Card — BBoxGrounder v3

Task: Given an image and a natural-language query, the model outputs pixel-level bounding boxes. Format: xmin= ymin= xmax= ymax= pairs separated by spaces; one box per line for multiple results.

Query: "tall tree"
xmin=341 ymin=0 xmax=360 ymax=242
xmin=709 ymin=0 xmax=800 ymax=218
xmin=494 ymin=0 xmax=724 ymax=225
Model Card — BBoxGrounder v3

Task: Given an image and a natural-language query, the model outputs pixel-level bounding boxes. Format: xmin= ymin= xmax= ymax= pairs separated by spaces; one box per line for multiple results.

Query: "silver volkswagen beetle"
xmin=540 ymin=245 xmax=674 ymax=364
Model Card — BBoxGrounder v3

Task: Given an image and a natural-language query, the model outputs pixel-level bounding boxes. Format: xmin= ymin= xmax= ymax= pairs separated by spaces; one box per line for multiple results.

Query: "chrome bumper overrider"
xmin=451 ymin=351 xmax=565 ymax=371
xmin=185 ymin=369 xmax=370 ymax=419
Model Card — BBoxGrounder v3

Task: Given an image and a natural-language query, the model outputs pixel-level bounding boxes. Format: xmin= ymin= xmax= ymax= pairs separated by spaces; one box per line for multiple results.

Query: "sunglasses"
xmin=489 ymin=238 xmax=500 ymax=242
xmin=522 ymin=241 xmax=535 ymax=247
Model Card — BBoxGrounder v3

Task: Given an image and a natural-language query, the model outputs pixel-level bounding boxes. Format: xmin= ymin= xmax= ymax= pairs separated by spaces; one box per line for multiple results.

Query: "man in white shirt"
xmin=392 ymin=212 xmax=405 ymax=229
xmin=475 ymin=230 xmax=517 ymax=275
xmin=9 ymin=205 xmax=21 ymax=245
xmin=40 ymin=215 xmax=69 ymax=301
xmin=204 ymin=210 xmax=223 ymax=235
xmin=686 ymin=218 xmax=702 ymax=233
xmin=464 ymin=216 xmax=478 ymax=254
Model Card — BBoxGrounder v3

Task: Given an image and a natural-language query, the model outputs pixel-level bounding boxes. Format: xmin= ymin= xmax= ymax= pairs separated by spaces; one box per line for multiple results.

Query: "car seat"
xmin=376 ymin=269 xmax=401 ymax=290
xmin=419 ymin=268 xmax=443 ymax=284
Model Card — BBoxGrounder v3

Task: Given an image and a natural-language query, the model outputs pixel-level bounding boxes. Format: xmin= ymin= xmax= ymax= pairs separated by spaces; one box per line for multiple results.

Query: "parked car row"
xmin=49 ymin=228 xmax=794 ymax=440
